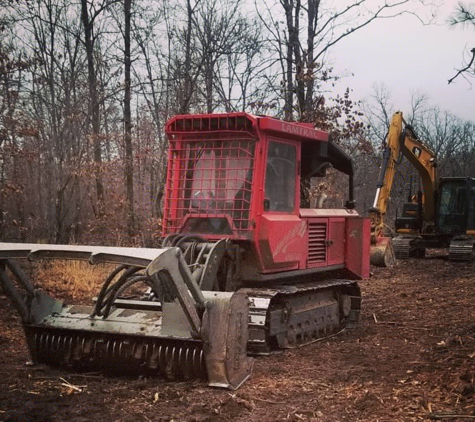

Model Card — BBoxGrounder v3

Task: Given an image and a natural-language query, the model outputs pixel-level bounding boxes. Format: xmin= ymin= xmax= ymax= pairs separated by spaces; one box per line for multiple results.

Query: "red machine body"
xmin=0 ymin=113 xmax=371 ymax=386
xmin=163 ymin=112 xmax=369 ymax=283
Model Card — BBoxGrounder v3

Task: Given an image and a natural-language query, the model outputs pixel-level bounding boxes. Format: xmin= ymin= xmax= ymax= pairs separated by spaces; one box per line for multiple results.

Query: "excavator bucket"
xmin=370 ymin=237 xmax=396 ymax=267
xmin=0 ymin=243 xmax=253 ymax=390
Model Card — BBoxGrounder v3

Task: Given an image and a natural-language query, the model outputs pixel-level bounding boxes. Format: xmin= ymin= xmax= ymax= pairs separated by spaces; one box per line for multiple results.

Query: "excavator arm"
xmin=370 ymin=112 xmax=437 ymax=266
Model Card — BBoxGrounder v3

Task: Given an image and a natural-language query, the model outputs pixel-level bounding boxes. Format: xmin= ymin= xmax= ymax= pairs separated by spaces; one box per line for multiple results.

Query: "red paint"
xmin=163 ymin=112 xmax=370 ymax=282
xmin=257 ymin=116 xmax=329 ymax=142
xmin=257 ymin=215 xmax=306 ymax=270
xmin=345 ymin=218 xmax=371 ymax=279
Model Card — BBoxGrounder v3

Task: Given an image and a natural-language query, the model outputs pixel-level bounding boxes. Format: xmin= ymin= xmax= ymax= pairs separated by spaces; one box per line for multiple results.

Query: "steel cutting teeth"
xmin=26 ymin=328 xmax=207 ymax=380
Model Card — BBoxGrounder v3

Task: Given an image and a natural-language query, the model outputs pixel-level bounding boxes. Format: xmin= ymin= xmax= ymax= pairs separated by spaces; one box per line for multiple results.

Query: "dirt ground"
xmin=2 ymin=252 xmax=475 ymax=422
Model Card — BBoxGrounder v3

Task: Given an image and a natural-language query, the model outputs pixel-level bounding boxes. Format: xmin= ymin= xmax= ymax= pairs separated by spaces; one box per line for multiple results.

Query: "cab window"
xmin=264 ymin=142 xmax=296 ymax=212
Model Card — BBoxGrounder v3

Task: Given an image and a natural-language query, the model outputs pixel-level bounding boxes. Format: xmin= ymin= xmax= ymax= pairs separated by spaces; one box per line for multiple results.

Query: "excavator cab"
xmin=435 ymin=178 xmax=475 ymax=260
xmin=437 ymin=178 xmax=475 ymax=237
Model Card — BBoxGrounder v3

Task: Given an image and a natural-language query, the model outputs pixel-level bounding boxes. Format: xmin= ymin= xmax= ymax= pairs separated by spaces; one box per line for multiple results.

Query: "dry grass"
xmin=35 ymin=260 xmax=114 ymax=301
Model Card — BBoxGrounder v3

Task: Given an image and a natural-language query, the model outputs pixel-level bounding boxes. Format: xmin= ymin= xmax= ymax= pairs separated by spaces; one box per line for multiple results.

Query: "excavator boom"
xmin=369 ymin=112 xmax=403 ymax=266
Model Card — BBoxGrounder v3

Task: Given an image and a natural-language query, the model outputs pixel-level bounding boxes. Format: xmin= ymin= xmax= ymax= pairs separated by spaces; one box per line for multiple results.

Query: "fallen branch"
xmin=32 ymin=372 xmax=101 ymax=381
xmin=59 ymin=377 xmax=86 ymax=392
xmin=372 ymin=315 xmax=430 ymax=331
xmin=248 ymin=396 xmax=282 ymax=405
xmin=297 ymin=328 xmax=346 ymax=347
xmin=64 ymin=372 xmax=102 ymax=379
xmin=427 ymin=413 xmax=475 ymax=420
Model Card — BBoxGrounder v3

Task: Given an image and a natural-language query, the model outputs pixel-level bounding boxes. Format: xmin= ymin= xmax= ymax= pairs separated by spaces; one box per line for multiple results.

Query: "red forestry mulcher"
xmin=0 ymin=112 xmax=370 ymax=389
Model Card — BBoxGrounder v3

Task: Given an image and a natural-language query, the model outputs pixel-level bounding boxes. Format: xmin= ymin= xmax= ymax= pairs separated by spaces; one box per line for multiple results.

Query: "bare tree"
xmin=414 ymin=107 xmax=475 ymax=176
xmin=192 ymin=0 xmax=248 ymax=112
xmin=212 ymin=16 xmax=268 ymax=112
xmin=181 ymin=0 xmax=201 ymax=113
xmin=444 ymin=120 xmax=475 ymax=176
xmin=448 ymin=2 xmax=475 ymax=84
xmin=80 ymin=0 xmax=118 ymax=217
xmin=257 ymin=0 xmax=438 ymax=121
xmin=0 ymin=31 xmax=30 ymax=240
xmin=123 ymin=0 xmax=135 ymax=236
xmin=131 ymin=1 xmax=171 ymax=220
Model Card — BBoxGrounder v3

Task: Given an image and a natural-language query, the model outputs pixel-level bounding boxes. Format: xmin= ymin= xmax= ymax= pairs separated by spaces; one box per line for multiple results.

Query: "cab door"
xmin=257 ymin=140 xmax=306 ymax=271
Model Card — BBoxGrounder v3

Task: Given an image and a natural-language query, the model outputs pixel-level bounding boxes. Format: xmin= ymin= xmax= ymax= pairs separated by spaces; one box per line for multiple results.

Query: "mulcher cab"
xmin=0 ymin=113 xmax=370 ymax=389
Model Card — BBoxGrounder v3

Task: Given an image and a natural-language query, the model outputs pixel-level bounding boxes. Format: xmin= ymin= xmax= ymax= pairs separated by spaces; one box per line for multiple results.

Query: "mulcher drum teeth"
xmin=25 ymin=326 xmax=207 ymax=380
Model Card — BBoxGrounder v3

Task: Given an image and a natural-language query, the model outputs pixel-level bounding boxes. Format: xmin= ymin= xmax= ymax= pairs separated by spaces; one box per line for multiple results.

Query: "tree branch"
xmin=448 ymin=48 xmax=475 ymax=84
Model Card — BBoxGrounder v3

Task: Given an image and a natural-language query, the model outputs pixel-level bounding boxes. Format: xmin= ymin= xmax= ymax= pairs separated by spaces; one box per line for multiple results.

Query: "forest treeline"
xmin=0 ymin=0 xmax=473 ymax=245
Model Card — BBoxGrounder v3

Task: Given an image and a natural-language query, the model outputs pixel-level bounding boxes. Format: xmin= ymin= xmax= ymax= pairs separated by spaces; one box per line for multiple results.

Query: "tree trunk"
xmin=80 ymin=0 xmax=105 ymax=216
xmin=282 ymin=0 xmax=295 ymax=121
xmin=124 ymin=0 xmax=135 ymax=238
xmin=179 ymin=0 xmax=194 ymax=114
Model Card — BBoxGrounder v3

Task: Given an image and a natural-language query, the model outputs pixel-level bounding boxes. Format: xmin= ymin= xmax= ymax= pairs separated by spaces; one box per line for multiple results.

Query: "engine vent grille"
xmin=308 ymin=222 xmax=327 ymax=264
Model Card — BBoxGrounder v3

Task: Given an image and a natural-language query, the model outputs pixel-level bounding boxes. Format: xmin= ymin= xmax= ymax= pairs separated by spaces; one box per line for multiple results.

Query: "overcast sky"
xmin=328 ymin=1 xmax=474 ymax=122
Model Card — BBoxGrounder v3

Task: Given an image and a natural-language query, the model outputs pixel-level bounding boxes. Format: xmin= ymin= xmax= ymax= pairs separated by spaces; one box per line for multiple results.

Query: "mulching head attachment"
xmin=0 ymin=243 xmax=253 ymax=390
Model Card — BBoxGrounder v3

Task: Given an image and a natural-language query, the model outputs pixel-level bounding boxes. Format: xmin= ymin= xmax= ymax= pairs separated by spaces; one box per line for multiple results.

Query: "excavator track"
xmin=244 ymin=280 xmax=361 ymax=355
xmin=392 ymin=237 xmax=412 ymax=260
xmin=449 ymin=238 xmax=475 ymax=262
xmin=393 ymin=236 xmax=426 ymax=260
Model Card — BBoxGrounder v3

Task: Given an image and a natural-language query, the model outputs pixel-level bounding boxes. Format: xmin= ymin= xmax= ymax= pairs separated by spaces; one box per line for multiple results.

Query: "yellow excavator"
xmin=370 ymin=111 xmax=475 ymax=266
